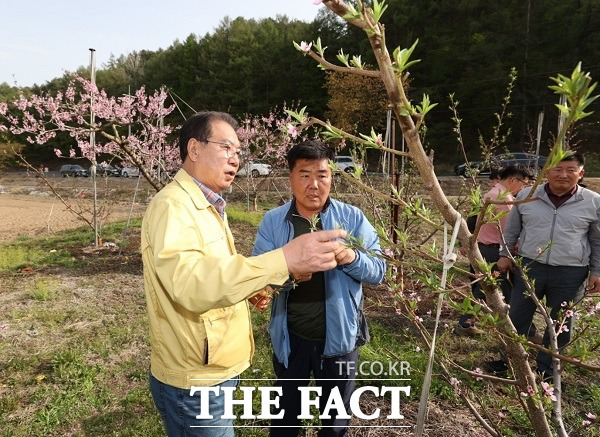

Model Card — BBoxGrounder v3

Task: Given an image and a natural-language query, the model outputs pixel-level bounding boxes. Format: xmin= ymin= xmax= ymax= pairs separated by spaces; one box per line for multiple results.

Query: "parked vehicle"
xmin=333 ymin=156 xmax=362 ymax=173
xmin=59 ymin=164 xmax=89 ymax=177
xmin=454 ymin=152 xmax=547 ymax=177
xmin=236 ymin=162 xmax=272 ymax=177
xmin=121 ymin=166 xmax=140 ymax=178
xmin=90 ymin=164 xmax=120 ymax=177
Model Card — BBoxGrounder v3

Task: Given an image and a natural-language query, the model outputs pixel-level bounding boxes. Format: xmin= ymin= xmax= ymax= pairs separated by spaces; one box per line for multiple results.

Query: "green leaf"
xmin=284 ymin=106 xmax=308 ymax=123
xmin=392 ymin=39 xmax=420 ymax=74
xmin=313 ymin=37 xmax=327 ymax=57
xmin=336 ymin=49 xmax=350 ymax=67
xmin=350 ymin=55 xmax=363 ymax=69
xmin=342 ymin=4 xmax=361 ymax=20
xmin=372 ymin=0 xmax=389 ymax=23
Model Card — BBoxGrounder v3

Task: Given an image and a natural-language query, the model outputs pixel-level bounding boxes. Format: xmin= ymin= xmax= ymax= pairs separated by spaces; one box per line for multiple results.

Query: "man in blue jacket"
xmin=252 ymin=140 xmax=386 ymax=436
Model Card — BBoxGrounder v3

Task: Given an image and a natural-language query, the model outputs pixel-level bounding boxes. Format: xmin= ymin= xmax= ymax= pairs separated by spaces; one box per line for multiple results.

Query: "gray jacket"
xmin=500 ymin=184 xmax=600 ymax=276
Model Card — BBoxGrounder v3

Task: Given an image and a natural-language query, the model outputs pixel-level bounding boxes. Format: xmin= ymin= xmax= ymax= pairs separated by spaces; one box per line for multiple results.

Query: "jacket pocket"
xmin=203 ymin=304 xmax=252 ymax=368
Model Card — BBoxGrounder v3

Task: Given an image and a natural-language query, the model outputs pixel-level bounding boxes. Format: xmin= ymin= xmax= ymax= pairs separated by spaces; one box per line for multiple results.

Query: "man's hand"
xmin=282 ymin=229 xmax=347 ymax=275
xmin=249 ymin=286 xmax=272 ymax=312
xmin=334 ymin=243 xmax=356 ymax=266
xmin=497 ymin=256 xmax=514 ymax=273
xmin=586 ymin=275 xmax=600 ymax=293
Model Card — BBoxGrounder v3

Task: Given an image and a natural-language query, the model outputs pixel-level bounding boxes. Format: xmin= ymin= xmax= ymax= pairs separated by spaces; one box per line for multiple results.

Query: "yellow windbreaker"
xmin=142 ymin=169 xmax=289 ymax=388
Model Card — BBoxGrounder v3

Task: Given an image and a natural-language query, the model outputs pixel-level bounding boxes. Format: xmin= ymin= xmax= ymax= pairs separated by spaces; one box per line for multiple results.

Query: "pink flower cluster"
xmin=541 ymin=382 xmax=557 ymax=402
xmin=0 ymin=73 xmax=178 ymax=182
xmin=237 ymin=104 xmax=308 ymax=169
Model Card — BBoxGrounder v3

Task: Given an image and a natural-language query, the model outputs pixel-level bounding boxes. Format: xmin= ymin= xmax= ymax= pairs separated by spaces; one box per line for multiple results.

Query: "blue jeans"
xmin=149 ymin=373 xmax=238 ymax=437
xmin=270 ymin=332 xmax=359 ymax=437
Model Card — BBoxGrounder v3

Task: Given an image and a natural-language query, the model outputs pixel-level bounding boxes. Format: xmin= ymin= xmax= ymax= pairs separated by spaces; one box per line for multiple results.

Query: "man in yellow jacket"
xmin=142 ymin=111 xmax=347 ymax=436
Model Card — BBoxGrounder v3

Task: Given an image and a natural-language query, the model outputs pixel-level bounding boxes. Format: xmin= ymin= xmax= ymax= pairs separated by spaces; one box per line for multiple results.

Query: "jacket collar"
xmin=537 ymin=183 xmax=584 ymax=204
xmin=173 ymin=168 xmax=211 ymax=210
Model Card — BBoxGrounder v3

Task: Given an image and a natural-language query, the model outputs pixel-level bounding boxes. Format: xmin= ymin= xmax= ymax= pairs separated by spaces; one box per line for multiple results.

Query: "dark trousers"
xmin=509 ymin=258 xmax=588 ymax=375
xmin=459 ymin=242 xmax=512 ymax=325
xmin=270 ymin=332 xmax=358 ymax=437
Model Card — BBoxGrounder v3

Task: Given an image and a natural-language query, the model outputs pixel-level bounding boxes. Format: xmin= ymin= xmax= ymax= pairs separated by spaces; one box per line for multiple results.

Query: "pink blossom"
xmin=313 ymin=0 xmax=323 ymax=4
xmin=583 ymin=420 xmax=591 ymax=426
xmin=299 ymin=41 xmax=312 ymax=53
xmin=54 ymin=148 xmax=62 ymax=158
xmin=536 ymin=247 xmax=543 ymax=254
xmin=286 ymin=123 xmax=298 ymax=139
xmin=586 ymin=412 xmax=596 ymax=420
xmin=527 ymin=385 xmax=535 ymax=395
xmin=395 ymin=308 xmax=402 ymax=315
xmin=561 ymin=301 xmax=568 ymax=307
xmin=498 ymin=411 xmax=506 ymax=419
xmin=450 ymin=377 xmax=462 ymax=395
xmin=541 ymin=381 xmax=557 ymax=402
xmin=474 ymin=367 xmax=483 ymax=381
xmin=560 ymin=324 xmax=569 ymax=333
xmin=565 ymin=309 xmax=574 ymax=317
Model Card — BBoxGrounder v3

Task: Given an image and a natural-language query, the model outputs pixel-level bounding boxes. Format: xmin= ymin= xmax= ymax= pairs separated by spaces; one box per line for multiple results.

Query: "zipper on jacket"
xmin=545 ymin=208 xmax=558 ymax=264
xmin=541 ymin=189 xmax=582 ymax=264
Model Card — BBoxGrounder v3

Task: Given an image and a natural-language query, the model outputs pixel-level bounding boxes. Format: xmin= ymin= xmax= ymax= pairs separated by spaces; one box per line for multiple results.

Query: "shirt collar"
xmin=544 ymin=183 xmax=578 ymax=198
xmin=189 ymin=174 xmax=227 ymax=217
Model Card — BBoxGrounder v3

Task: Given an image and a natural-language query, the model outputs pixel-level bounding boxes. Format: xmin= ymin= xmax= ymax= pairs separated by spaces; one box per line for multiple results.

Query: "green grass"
xmin=0 ymin=218 xmax=143 ymax=273
xmin=1 ymin=215 xmax=598 ymax=435
xmin=227 ymin=206 xmax=265 ymax=227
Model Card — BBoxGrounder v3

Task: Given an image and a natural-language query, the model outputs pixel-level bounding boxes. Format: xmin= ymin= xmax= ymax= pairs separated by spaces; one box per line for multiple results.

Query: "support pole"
xmin=89 ymin=48 xmax=98 ymax=247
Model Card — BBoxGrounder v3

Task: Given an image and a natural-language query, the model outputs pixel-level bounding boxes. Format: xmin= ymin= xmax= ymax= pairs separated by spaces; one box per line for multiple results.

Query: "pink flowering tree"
xmin=236 ymin=105 xmax=308 ymax=210
xmin=0 ymin=73 xmax=179 ymax=244
xmin=288 ymin=1 xmax=599 ymax=436
xmin=0 ymin=73 xmax=178 ymax=193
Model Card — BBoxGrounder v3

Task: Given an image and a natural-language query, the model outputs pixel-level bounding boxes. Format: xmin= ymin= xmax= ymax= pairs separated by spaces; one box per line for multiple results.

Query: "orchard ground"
xmin=0 ymin=171 xmax=598 ymax=436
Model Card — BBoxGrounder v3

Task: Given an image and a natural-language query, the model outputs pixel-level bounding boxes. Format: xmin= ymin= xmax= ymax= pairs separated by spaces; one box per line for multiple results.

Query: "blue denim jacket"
xmin=252 ymin=198 xmax=386 ymax=367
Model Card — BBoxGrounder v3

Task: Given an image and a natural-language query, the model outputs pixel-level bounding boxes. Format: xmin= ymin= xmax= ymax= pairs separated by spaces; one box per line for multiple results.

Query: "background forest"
xmin=1 ymin=0 xmax=600 ymax=167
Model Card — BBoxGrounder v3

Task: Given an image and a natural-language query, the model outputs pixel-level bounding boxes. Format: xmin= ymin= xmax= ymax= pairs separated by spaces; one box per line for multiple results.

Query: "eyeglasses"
xmin=515 ymin=178 xmax=531 ymax=185
xmin=202 ymin=139 xmax=242 ymax=159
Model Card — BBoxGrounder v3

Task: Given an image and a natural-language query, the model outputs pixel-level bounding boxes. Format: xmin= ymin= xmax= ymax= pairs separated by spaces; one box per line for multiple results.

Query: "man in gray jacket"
xmin=497 ymin=152 xmax=600 ymax=379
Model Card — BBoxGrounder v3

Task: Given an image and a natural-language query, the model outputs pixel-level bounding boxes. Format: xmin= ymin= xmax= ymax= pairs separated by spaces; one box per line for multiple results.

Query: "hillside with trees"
xmin=1 ymin=1 xmax=599 ymax=164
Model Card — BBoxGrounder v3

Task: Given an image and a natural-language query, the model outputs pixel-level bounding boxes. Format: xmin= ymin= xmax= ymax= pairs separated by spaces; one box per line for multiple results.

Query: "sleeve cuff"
xmin=256 ymin=248 xmax=289 ymax=285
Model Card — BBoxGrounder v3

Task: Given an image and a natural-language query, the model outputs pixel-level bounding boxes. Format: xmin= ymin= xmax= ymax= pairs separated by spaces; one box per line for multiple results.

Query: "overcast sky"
xmin=0 ymin=0 xmax=321 ymax=87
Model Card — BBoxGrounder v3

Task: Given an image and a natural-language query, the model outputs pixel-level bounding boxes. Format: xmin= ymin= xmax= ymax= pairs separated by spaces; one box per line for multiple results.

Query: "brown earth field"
xmin=0 ymin=172 xmax=155 ymax=243
xmin=3 ymin=171 xmax=599 ymax=244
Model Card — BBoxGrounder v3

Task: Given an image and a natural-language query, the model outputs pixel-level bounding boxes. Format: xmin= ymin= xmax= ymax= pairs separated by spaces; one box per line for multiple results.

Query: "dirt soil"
xmin=1 ymin=171 xmax=599 ymax=243
xmin=0 ymin=172 xmax=154 ymax=242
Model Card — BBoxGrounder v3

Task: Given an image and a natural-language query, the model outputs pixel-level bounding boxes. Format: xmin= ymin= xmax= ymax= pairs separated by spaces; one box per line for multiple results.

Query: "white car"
xmin=237 ymin=162 xmax=272 ymax=177
xmin=121 ymin=166 xmax=140 ymax=178
xmin=334 ymin=156 xmax=362 ymax=173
